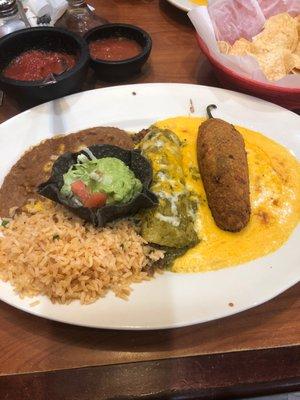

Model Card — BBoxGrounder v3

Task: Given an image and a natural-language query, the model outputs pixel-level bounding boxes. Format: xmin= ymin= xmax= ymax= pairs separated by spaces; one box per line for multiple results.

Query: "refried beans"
xmin=0 ymin=127 xmax=134 ymax=217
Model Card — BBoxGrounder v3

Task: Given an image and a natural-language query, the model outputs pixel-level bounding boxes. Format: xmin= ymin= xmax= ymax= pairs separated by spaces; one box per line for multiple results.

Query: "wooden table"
xmin=0 ymin=1 xmax=299 ymax=399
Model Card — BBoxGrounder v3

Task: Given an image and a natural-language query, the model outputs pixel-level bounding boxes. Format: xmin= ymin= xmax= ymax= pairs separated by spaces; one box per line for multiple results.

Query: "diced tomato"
xmin=71 ymin=180 xmax=90 ymax=203
xmin=84 ymin=193 xmax=107 ymax=208
xmin=71 ymin=180 xmax=107 ymax=208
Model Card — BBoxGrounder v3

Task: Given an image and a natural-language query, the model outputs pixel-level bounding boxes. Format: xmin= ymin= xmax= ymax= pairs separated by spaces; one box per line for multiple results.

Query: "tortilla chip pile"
xmin=218 ymin=13 xmax=300 ymax=81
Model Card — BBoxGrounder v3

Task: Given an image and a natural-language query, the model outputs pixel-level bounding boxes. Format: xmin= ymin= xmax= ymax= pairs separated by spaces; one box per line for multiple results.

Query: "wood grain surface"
xmin=0 ymin=1 xmax=299 ymax=397
xmin=1 ymin=346 xmax=300 ymax=399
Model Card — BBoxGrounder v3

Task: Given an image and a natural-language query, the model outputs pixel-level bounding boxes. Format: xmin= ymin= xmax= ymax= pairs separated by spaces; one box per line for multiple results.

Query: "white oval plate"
xmin=0 ymin=83 xmax=299 ymax=330
xmin=166 ymin=0 xmax=204 ymax=12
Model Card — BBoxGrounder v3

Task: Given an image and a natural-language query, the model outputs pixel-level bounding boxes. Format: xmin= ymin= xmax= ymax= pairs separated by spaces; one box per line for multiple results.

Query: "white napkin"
xmin=27 ymin=0 xmax=51 ymax=18
xmin=22 ymin=0 xmax=68 ymax=26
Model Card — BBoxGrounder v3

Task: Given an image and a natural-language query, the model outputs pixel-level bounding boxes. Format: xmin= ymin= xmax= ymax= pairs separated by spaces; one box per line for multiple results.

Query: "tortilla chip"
xmin=253 ymin=12 xmax=298 ymax=53
xmin=294 ymin=42 xmax=300 ymax=57
xmin=255 ymin=49 xmax=290 ymax=81
xmin=283 ymin=51 xmax=300 ymax=74
xmin=264 ymin=13 xmax=296 ymax=30
xmin=292 ymin=54 xmax=300 ymax=70
xmin=295 ymin=15 xmax=300 ymax=35
xmin=229 ymin=38 xmax=255 ymax=56
xmin=218 ymin=41 xmax=231 ymax=54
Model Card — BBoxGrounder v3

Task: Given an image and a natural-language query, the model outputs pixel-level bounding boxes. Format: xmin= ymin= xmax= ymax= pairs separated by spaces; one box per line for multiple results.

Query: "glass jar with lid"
xmin=56 ymin=0 xmax=108 ymax=36
xmin=0 ymin=0 xmax=27 ymax=37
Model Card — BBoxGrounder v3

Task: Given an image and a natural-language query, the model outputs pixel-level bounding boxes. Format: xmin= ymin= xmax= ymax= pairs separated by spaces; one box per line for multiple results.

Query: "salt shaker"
xmin=0 ymin=0 xmax=27 ymax=38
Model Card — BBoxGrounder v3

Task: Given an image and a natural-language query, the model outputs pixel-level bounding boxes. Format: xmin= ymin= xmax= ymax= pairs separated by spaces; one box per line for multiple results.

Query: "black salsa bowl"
xmin=0 ymin=27 xmax=89 ymax=108
xmin=84 ymin=23 xmax=152 ymax=81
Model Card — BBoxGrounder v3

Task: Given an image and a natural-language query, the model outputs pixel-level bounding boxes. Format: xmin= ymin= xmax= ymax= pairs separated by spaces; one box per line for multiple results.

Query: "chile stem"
xmin=206 ymin=104 xmax=217 ymax=119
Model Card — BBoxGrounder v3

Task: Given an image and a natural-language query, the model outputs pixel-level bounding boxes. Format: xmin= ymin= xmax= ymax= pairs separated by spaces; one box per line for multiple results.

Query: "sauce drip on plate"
xmin=89 ymin=37 xmax=142 ymax=61
xmin=3 ymin=50 xmax=76 ymax=82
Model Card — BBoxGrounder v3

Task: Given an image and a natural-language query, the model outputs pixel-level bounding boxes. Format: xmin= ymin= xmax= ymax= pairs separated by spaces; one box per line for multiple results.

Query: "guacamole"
xmin=61 ymin=155 xmax=142 ymax=205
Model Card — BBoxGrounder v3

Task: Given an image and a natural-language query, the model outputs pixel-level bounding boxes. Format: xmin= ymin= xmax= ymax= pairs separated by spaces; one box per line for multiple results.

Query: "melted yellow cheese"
xmin=155 ymin=117 xmax=300 ymax=272
xmin=190 ymin=0 xmax=207 ymax=5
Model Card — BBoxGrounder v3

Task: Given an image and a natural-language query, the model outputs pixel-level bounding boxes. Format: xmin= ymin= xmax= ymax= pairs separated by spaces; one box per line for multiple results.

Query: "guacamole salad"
xmin=61 ymin=150 xmax=142 ymax=208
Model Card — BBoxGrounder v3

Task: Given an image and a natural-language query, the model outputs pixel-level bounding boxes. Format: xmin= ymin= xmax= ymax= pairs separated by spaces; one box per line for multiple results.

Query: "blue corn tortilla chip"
xmin=38 ymin=144 xmax=158 ymax=227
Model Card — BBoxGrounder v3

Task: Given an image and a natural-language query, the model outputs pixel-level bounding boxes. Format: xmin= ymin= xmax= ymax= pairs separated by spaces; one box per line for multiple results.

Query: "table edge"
xmin=0 ymin=345 xmax=299 ymax=399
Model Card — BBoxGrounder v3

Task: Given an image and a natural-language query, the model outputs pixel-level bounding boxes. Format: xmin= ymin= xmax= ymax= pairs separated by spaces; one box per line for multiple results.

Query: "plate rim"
xmin=165 ymin=0 xmax=192 ymax=12
xmin=2 ymin=82 xmax=300 ymax=130
xmin=0 ymin=269 xmax=299 ymax=330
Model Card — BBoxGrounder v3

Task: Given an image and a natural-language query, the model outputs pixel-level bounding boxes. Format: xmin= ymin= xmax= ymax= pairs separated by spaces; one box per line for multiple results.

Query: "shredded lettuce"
xmin=0 ymin=219 xmax=9 ymax=227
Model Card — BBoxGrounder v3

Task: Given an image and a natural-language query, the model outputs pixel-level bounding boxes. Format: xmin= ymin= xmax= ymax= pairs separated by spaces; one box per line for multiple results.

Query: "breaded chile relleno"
xmin=197 ymin=105 xmax=250 ymax=232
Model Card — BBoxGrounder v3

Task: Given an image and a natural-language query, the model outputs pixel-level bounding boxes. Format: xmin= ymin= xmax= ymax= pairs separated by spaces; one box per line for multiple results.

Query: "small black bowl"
xmin=0 ymin=27 xmax=89 ymax=108
xmin=84 ymin=23 xmax=152 ymax=81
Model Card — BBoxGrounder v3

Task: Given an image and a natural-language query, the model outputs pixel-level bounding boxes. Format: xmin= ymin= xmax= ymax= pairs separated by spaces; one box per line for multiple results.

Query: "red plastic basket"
xmin=196 ymin=35 xmax=300 ymax=111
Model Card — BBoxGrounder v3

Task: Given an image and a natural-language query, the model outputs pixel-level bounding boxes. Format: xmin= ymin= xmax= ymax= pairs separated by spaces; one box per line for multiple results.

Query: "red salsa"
xmin=3 ymin=50 xmax=76 ymax=82
xmin=89 ymin=37 xmax=142 ymax=61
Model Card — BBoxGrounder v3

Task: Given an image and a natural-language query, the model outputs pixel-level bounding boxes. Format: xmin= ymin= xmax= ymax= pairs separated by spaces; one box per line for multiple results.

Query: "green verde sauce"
xmin=61 ymin=156 xmax=142 ymax=205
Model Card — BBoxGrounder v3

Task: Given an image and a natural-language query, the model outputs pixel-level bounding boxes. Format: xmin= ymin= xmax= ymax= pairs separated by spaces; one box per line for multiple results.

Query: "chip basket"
xmin=196 ymin=35 xmax=300 ymax=111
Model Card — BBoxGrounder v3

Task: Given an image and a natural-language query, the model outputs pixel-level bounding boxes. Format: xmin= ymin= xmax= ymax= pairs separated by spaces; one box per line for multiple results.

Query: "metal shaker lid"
xmin=0 ymin=0 xmax=18 ymax=18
